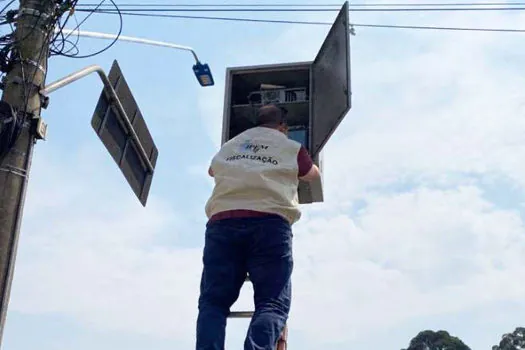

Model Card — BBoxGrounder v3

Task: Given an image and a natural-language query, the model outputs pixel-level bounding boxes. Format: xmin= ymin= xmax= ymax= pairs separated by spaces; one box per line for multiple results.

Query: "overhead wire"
xmin=0 ymin=0 xmax=15 ymax=17
xmin=52 ymin=0 xmax=123 ymax=58
xmin=53 ymin=0 xmax=103 ymax=56
xmin=82 ymin=10 xmax=525 ymax=33
xmin=0 ymin=0 xmax=23 ymax=162
xmin=0 ymin=0 xmax=123 ymax=161
xmin=0 ymin=1 xmax=59 ymax=161
xmin=77 ymin=2 xmax=525 ymax=7
xmin=60 ymin=12 xmax=81 ymax=55
xmin=24 ymin=1 xmax=80 ymax=110
xmin=50 ymin=0 xmax=81 ymax=56
xmin=0 ymin=0 xmax=56 ymax=63
xmin=76 ymin=6 xmax=525 ymax=12
xmin=1 ymin=0 xmax=523 ymax=65
xmin=74 ymin=1 xmax=525 ymax=34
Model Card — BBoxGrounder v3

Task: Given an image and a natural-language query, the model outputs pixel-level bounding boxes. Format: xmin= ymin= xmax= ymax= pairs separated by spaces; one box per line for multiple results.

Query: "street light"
xmin=58 ymin=28 xmax=215 ymax=87
xmin=193 ymin=62 xmax=214 ymax=87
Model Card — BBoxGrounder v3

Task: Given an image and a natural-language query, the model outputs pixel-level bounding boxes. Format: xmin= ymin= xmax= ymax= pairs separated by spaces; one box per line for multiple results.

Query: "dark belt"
xmin=209 ymin=209 xmax=276 ymax=222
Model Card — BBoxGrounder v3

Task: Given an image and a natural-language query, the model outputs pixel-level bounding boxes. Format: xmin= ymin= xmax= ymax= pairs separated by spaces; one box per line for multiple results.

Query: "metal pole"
xmin=57 ymin=28 xmax=201 ymax=63
xmin=0 ymin=0 xmax=56 ymax=346
xmin=40 ymin=65 xmax=155 ymax=173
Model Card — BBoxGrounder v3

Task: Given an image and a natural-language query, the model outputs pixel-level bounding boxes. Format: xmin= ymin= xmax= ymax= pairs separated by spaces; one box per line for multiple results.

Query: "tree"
xmin=492 ymin=327 xmax=525 ymax=350
xmin=402 ymin=330 xmax=471 ymax=350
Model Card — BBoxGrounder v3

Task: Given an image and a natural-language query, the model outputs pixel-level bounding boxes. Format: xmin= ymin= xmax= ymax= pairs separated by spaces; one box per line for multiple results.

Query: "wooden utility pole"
xmin=0 ymin=0 xmax=56 ymax=346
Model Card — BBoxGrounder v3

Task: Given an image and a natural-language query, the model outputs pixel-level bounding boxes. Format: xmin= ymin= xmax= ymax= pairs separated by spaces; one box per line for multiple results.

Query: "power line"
xmin=85 ymin=10 xmax=525 ymax=33
xmin=63 ymin=0 xmax=123 ymax=58
xmin=49 ymin=0 xmax=123 ymax=58
xmin=77 ymin=2 xmax=525 ymax=7
xmin=350 ymin=23 xmax=525 ymax=32
xmin=75 ymin=6 xmax=525 ymax=12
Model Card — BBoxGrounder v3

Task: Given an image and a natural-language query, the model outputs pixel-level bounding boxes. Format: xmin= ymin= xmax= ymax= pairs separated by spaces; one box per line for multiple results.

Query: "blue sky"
xmin=3 ymin=1 xmax=525 ymax=349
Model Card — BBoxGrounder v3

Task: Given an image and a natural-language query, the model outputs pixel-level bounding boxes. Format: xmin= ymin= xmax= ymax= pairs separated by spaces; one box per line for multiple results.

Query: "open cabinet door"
xmin=310 ymin=1 xmax=352 ymax=158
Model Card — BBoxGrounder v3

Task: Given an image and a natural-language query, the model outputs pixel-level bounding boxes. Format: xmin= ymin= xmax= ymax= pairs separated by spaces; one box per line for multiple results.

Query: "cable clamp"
xmin=18 ymin=7 xmax=50 ymax=20
xmin=22 ymin=59 xmax=46 ymax=75
xmin=0 ymin=165 xmax=27 ymax=178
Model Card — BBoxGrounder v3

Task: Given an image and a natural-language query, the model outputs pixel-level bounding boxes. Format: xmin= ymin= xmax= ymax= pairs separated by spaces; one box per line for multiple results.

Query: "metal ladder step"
xmin=228 ymin=274 xmax=288 ymax=349
xmin=228 ymin=274 xmax=253 ymax=318
xmin=229 ymin=311 xmax=254 ymax=318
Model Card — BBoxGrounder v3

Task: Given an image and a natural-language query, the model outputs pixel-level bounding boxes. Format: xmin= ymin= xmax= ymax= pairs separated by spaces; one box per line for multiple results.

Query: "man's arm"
xmin=297 ymin=146 xmax=320 ymax=182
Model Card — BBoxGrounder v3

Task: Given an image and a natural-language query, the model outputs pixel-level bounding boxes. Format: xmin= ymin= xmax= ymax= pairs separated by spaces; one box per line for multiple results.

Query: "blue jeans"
xmin=196 ymin=215 xmax=293 ymax=350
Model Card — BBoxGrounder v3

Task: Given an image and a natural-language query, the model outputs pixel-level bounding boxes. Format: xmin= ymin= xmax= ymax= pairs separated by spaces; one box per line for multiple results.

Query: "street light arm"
xmin=57 ymin=28 xmax=201 ymax=63
xmin=40 ymin=65 xmax=154 ymax=173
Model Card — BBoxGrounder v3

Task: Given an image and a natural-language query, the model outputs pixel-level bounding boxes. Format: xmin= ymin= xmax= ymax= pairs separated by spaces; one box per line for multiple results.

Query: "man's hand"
xmin=299 ymin=164 xmax=320 ymax=182
xmin=208 ymin=166 xmax=214 ymax=177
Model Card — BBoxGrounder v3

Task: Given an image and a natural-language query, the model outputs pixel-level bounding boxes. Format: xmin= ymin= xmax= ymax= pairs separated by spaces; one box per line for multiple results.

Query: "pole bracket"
xmin=0 ymin=165 xmax=27 ymax=178
xmin=40 ymin=65 xmax=154 ymax=173
xmin=18 ymin=7 xmax=50 ymax=20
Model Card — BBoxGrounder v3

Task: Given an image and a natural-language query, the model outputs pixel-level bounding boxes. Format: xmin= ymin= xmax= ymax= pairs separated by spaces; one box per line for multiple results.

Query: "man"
xmin=196 ymin=104 xmax=320 ymax=350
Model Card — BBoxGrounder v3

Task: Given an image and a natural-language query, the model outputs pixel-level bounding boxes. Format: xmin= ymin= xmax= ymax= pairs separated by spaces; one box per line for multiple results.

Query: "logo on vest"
xmin=225 ymin=139 xmax=279 ymax=165
xmin=239 ymin=140 xmax=269 ymax=154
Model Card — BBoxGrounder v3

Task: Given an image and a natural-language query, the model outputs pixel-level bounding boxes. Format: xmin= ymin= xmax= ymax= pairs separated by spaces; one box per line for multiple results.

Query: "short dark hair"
xmin=255 ymin=104 xmax=287 ymax=127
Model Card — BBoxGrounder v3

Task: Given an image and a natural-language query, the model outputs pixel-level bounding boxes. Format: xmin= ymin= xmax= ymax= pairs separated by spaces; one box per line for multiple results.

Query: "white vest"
xmin=205 ymin=126 xmax=303 ymax=224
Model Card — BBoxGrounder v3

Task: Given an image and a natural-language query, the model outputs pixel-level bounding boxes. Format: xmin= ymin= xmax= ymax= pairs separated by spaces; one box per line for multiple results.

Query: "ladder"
xmin=228 ymin=274 xmax=288 ymax=350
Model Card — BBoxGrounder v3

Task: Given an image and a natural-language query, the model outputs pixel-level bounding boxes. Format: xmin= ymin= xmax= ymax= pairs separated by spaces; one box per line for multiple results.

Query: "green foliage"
xmin=492 ymin=327 xmax=525 ymax=350
xmin=402 ymin=330 xmax=471 ymax=350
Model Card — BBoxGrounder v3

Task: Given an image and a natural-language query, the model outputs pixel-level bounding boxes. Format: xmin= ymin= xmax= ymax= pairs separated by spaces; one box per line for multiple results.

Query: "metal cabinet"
xmin=221 ymin=2 xmax=352 ymax=204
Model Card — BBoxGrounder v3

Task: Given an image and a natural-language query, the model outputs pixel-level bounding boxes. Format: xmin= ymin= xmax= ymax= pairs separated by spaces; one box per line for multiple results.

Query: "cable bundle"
xmin=51 ymin=0 xmax=123 ymax=59
xmin=0 ymin=0 xmax=121 ymax=159
xmin=0 ymin=100 xmax=22 ymax=162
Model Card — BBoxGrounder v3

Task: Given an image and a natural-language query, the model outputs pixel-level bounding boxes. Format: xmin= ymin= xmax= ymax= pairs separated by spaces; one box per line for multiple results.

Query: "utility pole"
xmin=0 ymin=0 xmax=57 ymax=346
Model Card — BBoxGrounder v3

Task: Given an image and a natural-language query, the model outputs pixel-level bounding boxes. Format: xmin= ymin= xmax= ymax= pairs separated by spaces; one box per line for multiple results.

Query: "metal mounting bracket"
xmin=39 ymin=65 xmax=154 ymax=173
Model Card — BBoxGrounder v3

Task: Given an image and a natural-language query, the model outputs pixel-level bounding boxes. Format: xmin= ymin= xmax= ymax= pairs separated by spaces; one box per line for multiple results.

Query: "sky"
xmin=2 ymin=0 xmax=525 ymax=349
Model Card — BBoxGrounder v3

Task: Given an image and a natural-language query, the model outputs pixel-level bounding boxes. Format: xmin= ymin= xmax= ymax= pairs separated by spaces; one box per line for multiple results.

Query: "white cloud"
xmin=12 ymin=146 xmax=203 ymax=339
xmin=290 ymin=186 xmax=525 ymax=346
xmin=6 ymin=4 xmax=525 ymax=350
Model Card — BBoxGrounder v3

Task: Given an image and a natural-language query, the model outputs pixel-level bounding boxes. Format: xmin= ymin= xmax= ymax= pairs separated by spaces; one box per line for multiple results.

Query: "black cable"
xmin=23 ymin=6 xmax=64 ymax=111
xmin=352 ymin=22 xmax=525 ymax=32
xmin=0 ymin=0 xmax=15 ymax=15
xmin=16 ymin=8 xmax=60 ymax=111
xmin=50 ymin=0 xmax=79 ymax=55
xmin=61 ymin=37 xmax=80 ymax=55
xmin=0 ymin=15 xmax=15 ymax=74
xmin=0 ymin=1 xmax=60 ymax=160
xmin=49 ymin=0 xmax=104 ymax=56
xmin=0 ymin=101 xmax=22 ymax=162
xmin=57 ymin=0 xmax=122 ymax=58
xmin=2 ymin=2 xmax=52 ymax=65
xmin=77 ymin=6 xmax=525 ymax=12
xmin=49 ymin=0 xmax=122 ymax=59
xmin=0 ymin=1 xmax=88 ymax=161
xmin=86 ymin=11 xmax=525 ymax=33
xmin=77 ymin=7 xmax=339 ymax=12
xmin=61 ymin=13 xmax=81 ymax=55
xmin=77 ymin=2 xmax=525 ymax=7
xmin=50 ymin=11 xmax=80 ymax=56
xmin=63 ymin=0 xmax=105 ymax=43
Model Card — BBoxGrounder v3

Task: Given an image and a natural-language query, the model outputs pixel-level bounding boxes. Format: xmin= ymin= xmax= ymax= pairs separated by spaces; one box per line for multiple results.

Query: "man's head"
xmin=255 ymin=104 xmax=288 ymax=134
